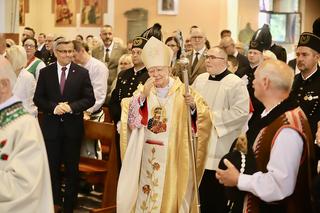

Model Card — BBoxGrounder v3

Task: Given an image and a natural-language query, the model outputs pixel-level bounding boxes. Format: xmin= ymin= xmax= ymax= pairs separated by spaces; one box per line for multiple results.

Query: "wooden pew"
xmin=79 ymin=120 xmax=119 ymax=208
xmin=102 ymin=107 xmax=113 ymax=123
xmin=89 ymin=205 xmax=116 ymax=213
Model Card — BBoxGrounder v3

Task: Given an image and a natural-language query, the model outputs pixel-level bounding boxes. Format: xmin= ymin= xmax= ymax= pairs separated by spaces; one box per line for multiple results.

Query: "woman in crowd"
xmin=117 ymin=53 xmax=133 ymax=74
xmin=22 ymin=37 xmax=46 ymax=80
xmin=165 ymin=36 xmax=181 ymax=67
xmin=109 ymin=53 xmax=134 ymax=93
xmin=6 ymin=45 xmax=37 ymax=116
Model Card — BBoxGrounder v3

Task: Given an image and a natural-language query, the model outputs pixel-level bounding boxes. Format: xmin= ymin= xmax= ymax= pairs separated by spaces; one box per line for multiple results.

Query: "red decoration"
xmin=0 ymin=139 xmax=7 ymax=148
xmin=1 ymin=154 xmax=8 ymax=161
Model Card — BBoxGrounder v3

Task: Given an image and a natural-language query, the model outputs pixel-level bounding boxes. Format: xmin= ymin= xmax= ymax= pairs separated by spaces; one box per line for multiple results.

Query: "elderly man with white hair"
xmin=0 ymin=57 xmax=53 ymax=213
xmin=216 ymin=59 xmax=314 ymax=212
xmin=117 ymin=37 xmax=212 ymax=213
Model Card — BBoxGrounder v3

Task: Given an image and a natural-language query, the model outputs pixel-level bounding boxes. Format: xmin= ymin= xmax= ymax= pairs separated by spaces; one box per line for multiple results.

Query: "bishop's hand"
xmin=141 ymin=77 xmax=155 ymax=99
xmin=184 ymin=94 xmax=196 ymax=110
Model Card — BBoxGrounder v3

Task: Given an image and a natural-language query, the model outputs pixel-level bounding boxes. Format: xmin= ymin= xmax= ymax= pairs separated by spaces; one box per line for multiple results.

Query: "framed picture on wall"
xmin=80 ymin=0 xmax=105 ymax=27
xmin=55 ymin=0 xmax=76 ymax=27
xmin=157 ymin=0 xmax=179 ymax=15
xmin=19 ymin=0 xmax=25 ymax=26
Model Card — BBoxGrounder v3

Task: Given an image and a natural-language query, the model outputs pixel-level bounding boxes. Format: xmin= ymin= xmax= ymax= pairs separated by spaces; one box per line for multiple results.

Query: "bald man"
xmin=220 ymin=36 xmax=249 ymax=74
xmin=192 ymin=46 xmax=250 ymax=213
xmin=216 ymin=60 xmax=314 ymax=212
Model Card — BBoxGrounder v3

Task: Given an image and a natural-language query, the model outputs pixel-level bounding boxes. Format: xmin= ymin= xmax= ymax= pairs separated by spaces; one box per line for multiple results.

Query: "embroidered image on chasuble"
xmin=117 ymin=77 xmax=212 ymax=213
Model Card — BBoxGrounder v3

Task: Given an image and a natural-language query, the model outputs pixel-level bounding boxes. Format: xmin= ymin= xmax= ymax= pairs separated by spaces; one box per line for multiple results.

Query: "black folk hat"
xmin=298 ymin=32 xmax=320 ymax=53
xmin=249 ymin=24 xmax=272 ymax=52
xmin=132 ymin=23 xmax=163 ymax=50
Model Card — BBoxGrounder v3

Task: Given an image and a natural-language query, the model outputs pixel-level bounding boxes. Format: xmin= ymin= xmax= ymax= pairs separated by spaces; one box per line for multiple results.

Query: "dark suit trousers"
xmin=44 ymin=122 xmax=82 ymax=213
xmin=199 ymin=170 xmax=228 ymax=213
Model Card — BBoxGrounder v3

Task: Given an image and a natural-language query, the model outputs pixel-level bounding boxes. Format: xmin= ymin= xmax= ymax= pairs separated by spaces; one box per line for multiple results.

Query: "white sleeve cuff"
xmin=237 ymin=173 xmax=253 ymax=191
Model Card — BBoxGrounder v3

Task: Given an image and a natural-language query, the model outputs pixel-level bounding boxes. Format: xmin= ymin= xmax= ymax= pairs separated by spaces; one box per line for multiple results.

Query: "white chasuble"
xmin=135 ymin=91 xmax=175 ymax=213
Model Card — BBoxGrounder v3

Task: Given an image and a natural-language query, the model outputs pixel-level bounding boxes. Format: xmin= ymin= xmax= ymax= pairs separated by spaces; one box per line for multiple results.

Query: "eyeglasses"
xmin=204 ymin=54 xmax=225 ymax=60
xmin=191 ymin=36 xmax=204 ymax=40
xmin=56 ymin=49 xmax=74 ymax=54
xmin=23 ymin=44 xmax=35 ymax=49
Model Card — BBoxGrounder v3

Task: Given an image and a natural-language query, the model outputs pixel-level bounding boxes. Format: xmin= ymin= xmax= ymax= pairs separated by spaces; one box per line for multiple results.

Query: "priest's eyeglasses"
xmin=203 ymin=54 xmax=225 ymax=60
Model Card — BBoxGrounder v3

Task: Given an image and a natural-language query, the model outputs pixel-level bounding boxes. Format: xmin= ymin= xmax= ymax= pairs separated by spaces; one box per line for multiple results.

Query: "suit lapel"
xmin=192 ymin=54 xmax=205 ymax=76
xmin=97 ymin=46 xmax=104 ymax=61
xmin=62 ymin=63 xmax=76 ymax=96
xmin=187 ymin=54 xmax=193 ymax=76
xmin=191 ymin=48 xmax=208 ymax=77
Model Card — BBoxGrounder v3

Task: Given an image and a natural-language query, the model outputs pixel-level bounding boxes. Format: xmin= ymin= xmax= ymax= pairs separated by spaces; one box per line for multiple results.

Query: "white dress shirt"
xmin=237 ymin=109 xmax=303 ymax=202
xmin=84 ymin=57 xmax=108 ymax=113
xmin=104 ymin=40 xmax=114 ymax=60
xmin=57 ymin=62 xmax=71 ymax=83
xmin=13 ymin=68 xmax=37 ymax=116
xmin=192 ymin=46 xmax=206 ymax=64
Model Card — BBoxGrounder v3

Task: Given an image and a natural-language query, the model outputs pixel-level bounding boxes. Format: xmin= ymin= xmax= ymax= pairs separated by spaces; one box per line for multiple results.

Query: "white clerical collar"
xmin=0 ymin=95 xmax=20 ymax=111
xmin=156 ymin=77 xmax=174 ymax=98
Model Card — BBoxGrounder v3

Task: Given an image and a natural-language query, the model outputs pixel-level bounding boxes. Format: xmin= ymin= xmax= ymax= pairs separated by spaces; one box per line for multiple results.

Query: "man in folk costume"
xmin=216 ymin=60 xmax=314 ymax=213
xmin=192 ymin=46 xmax=250 ymax=213
xmin=117 ymin=37 xmax=212 ymax=212
xmin=0 ymin=58 xmax=54 ymax=213
xmin=292 ymin=19 xmax=320 ymax=212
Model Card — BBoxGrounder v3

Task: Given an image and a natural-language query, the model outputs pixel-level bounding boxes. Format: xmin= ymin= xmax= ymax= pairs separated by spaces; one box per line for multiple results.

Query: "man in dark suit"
xmin=220 ymin=36 xmax=250 ymax=74
xmin=34 ymin=38 xmax=95 ymax=213
xmin=35 ymin=33 xmax=47 ymax=59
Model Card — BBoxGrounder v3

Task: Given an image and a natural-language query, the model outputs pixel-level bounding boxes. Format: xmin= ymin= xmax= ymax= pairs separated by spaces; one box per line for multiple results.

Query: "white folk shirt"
xmin=13 ymin=68 xmax=37 ymax=116
xmin=0 ymin=96 xmax=54 ymax=213
xmin=192 ymin=72 xmax=250 ymax=170
xmin=237 ymin=109 xmax=303 ymax=202
xmin=84 ymin=57 xmax=108 ymax=113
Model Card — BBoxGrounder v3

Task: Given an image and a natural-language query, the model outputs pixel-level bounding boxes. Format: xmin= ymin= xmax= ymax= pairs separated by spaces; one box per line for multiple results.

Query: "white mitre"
xmin=141 ymin=36 xmax=173 ymax=69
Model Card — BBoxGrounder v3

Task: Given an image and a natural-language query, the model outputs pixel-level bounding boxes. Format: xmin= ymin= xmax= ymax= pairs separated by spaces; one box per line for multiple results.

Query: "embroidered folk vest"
xmin=247 ymin=107 xmax=314 ymax=213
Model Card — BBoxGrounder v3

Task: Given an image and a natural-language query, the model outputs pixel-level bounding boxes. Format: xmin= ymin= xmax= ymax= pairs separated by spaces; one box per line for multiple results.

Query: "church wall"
xmin=17 ymin=0 xmax=319 ymax=46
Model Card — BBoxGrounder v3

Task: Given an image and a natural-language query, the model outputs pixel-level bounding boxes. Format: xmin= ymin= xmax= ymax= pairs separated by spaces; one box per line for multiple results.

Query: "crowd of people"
xmin=0 ymin=17 xmax=320 ymax=213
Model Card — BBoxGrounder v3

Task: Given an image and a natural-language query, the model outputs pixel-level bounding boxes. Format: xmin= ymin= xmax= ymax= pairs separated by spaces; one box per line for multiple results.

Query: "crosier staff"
xmin=179 ymin=57 xmax=200 ymax=213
